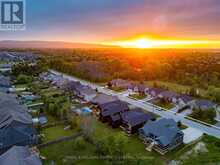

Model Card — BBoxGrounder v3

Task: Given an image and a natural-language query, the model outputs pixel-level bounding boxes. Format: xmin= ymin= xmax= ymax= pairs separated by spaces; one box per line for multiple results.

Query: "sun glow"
xmin=104 ymin=37 xmax=220 ymax=49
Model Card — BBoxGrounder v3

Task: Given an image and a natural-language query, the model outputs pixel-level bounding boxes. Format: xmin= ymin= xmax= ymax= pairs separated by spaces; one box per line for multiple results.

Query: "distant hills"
xmin=0 ymin=40 xmax=118 ymax=49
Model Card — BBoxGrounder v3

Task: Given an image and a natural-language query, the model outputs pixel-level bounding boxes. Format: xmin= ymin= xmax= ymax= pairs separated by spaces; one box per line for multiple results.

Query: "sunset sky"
xmin=1 ymin=0 xmax=220 ymax=48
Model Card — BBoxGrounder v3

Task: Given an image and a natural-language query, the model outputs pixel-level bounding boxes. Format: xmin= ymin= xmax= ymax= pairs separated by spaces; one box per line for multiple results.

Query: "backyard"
xmin=40 ymin=115 xmax=204 ymax=165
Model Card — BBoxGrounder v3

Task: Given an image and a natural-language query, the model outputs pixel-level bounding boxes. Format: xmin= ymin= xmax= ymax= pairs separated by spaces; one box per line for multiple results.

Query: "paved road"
xmin=50 ymin=70 xmax=220 ymax=138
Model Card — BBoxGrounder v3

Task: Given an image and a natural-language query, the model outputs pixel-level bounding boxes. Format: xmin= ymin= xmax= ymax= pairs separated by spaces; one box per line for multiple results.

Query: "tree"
xmin=16 ymin=74 xmax=33 ymax=84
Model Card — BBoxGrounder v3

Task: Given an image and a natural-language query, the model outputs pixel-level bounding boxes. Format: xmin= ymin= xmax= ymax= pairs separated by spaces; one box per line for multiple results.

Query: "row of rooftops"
xmin=109 ymin=79 xmax=218 ymax=110
xmin=0 ymin=92 xmax=33 ymax=130
xmin=0 ymin=52 xmax=38 ymax=62
xmin=91 ymin=93 xmax=183 ymax=148
xmin=0 ymin=146 xmax=42 ymax=165
xmin=41 ymin=72 xmax=183 ymax=154
xmin=0 ymin=91 xmax=41 ymax=164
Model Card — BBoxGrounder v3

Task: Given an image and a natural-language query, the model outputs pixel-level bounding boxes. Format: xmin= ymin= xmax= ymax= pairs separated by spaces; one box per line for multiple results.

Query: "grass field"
xmin=41 ymin=125 xmax=76 ymax=143
xmin=146 ymin=81 xmax=207 ymax=97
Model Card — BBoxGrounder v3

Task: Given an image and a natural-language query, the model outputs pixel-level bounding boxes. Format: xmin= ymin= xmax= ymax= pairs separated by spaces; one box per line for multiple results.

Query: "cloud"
xmin=0 ymin=0 xmax=220 ymax=41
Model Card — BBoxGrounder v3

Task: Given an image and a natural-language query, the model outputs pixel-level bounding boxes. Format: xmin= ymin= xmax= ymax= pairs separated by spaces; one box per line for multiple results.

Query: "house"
xmin=215 ymin=107 xmax=220 ymax=121
xmin=137 ymin=84 xmax=148 ymax=95
xmin=158 ymin=91 xmax=179 ymax=103
xmin=147 ymin=88 xmax=164 ymax=97
xmin=99 ymin=100 xmax=129 ymax=123
xmin=79 ymin=87 xmax=97 ymax=102
xmin=20 ymin=94 xmax=40 ymax=103
xmin=64 ymin=81 xmax=85 ymax=96
xmin=51 ymin=77 xmax=69 ymax=88
xmin=127 ymin=83 xmax=136 ymax=92
xmin=108 ymin=79 xmax=131 ymax=89
xmin=177 ymin=95 xmax=194 ymax=109
xmin=0 ymin=76 xmax=11 ymax=92
xmin=0 ymin=64 xmax=12 ymax=72
xmin=0 ymin=93 xmax=38 ymax=153
xmin=139 ymin=118 xmax=183 ymax=155
xmin=120 ymin=109 xmax=155 ymax=134
xmin=91 ymin=93 xmax=119 ymax=107
xmin=192 ymin=99 xmax=217 ymax=111
xmin=0 ymin=146 xmax=42 ymax=165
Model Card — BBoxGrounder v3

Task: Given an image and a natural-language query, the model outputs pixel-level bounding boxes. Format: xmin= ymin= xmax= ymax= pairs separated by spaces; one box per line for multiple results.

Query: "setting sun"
xmin=131 ymin=39 xmax=152 ymax=48
xmin=104 ymin=36 xmax=220 ymax=49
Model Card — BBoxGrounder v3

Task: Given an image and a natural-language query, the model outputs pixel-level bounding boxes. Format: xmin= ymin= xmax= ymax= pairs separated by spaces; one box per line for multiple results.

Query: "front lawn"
xmin=129 ymin=93 xmax=146 ymax=100
xmin=189 ymin=108 xmax=217 ymax=125
xmin=154 ymin=100 xmax=174 ymax=109
xmin=109 ymin=86 xmax=125 ymax=92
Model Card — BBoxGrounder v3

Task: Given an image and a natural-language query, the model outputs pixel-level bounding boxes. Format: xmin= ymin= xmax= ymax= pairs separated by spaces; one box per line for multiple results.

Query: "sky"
xmin=1 ymin=0 xmax=220 ymax=47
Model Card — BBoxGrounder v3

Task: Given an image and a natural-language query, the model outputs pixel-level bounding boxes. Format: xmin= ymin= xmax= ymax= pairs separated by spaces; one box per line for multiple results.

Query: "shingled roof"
xmin=0 ymin=76 xmax=11 ymax=87
xmin=194 ymin=99 xmax=216 ymax=110
xmin=140 ymin=118 xmax=183 ymax=146
xmin=0 ymin=93 xmax=32 ymax=129
xmin=0 ymin=92 xmax=37 ymax=151
xmin=178 ymin=95 xmax=194 ymax=103
xmin=0 ymin=146 xmax=42 ymax=165
xmin=121 ymin=110 xmax=154 ymax=127
xmin=159 ymin=91 xmax=179 ymax=99
xmin=91 ymin=94 xmax=118 ymax=106
xmin=101 ymin=100 xmax=129 ymax=117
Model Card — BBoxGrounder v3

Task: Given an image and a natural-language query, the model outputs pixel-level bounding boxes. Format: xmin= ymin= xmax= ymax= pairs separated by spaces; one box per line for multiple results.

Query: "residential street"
xmin=50 ymin=70 xmax=220 ymax=138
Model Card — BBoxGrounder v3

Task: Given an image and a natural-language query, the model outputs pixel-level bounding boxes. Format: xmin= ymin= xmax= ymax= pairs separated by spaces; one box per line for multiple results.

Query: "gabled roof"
xmin=178 ymin=95 xmax=194 ymax=103
xmin=121 ymin=110 xmax=153 ymax=127
xmin=0 ymin=76 xmax=11 ymax=87
xmin=0 ymin=93 xmax=32 ymax=129
xmin=80 ymin=87 xmax=97 ymax=96
xmin=194 ymin=99 xmax=216 ymax=109
xmin=65 ymin=81 xmax=83 ymax=91
xmin=91 ymin=94 xmax=118 ymax=105
xmin=141 ymin=118 xmax=183 ymax=146
xmin=137 ymin=84 xmax=147 ymax=92
xmin=101 ymin=101 xmax=128 ymax=117
xmin=0 ymin=64 xmax=12 ymax=69
xmin=0 ymin=146 xmax=42 ymax=165
xmin=148 ymin=88 xmax=164 ymax=95
xmin=159 ymin=91 xmax=179 ymax=99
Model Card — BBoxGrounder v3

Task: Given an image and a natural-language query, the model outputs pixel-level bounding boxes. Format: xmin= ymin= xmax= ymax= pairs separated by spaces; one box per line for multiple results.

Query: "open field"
xmin=146 ymin=81 xmax=208 ymax=97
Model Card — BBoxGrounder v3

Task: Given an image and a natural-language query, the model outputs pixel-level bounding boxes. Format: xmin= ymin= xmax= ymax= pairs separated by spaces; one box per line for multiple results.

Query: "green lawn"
xmin=154 ymin=100 xmax=174 ymax=109
xmin=40 ymin=118 xmax=165 ymax=165
xmin=180 ymin=135 xmax=220 ymax=165
xmin=146 ymin=81 xmax=207 ymax=97
xmin=129 ymin=93 xmax=146 ymax=100
xmin=40 ymin=115 xmax=219 ymax=165
xmin=109 ymin=86 xmax=126 ymax=92
xmin=40 ymin=137 xmax=104 ymax=165
xmin=15 ymin=84 xmax=28 ymax=89
xmin=40 ymin=87 xmax=62 ymax=97
xmin=41 ymin=125 xmax=76 ymax=143
xmin=91 ymin=118 xmax=166 ymax=164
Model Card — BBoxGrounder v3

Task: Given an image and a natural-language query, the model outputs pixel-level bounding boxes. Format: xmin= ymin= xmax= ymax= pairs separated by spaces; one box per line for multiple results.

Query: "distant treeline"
xmin=37 ymin=49 xmax=220 ymax=86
